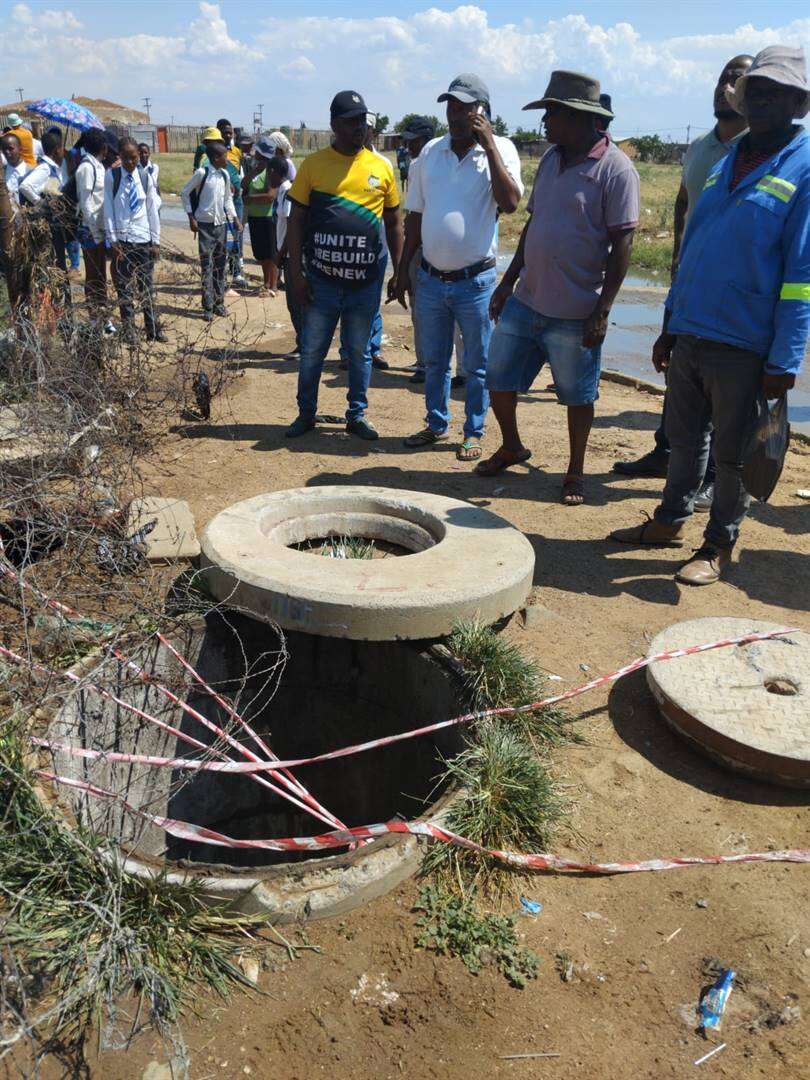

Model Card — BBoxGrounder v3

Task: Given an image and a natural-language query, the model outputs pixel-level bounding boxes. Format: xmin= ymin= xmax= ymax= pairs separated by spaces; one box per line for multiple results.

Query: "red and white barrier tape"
xmin=32 ymin=627 xmax=800 ymax=775
xmin=34 ymin=770 xmax=810 ymax=875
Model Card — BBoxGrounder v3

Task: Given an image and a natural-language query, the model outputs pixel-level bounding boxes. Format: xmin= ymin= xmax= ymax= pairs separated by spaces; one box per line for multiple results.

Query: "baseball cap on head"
xmin=330 ymin=90 xmax=368 ymax=119
xmin=400 ymin=116 xmax=436 ymax=141
xmin=438 ymin=73 xmax=490 ymax=106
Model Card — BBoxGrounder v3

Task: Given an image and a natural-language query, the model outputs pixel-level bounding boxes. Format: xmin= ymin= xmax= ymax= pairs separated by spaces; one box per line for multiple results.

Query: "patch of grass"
xmin=154 ymin=152 xmax=195 ymax=195
xmin=413 ymin=883 xmax=538 ymax=988
xmin=321 ymin=535 xmax=377 ymax=560
xmin=446 ymin=618 xmax=571 ymax=747
xmin=424 ymin=724 xmax=563 ymax=893
xmin=0 ymin=729 xmax=314 ymax=1062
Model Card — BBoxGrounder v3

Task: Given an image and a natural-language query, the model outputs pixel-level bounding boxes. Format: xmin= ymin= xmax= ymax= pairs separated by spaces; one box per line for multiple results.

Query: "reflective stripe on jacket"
xmin=667 ymin=127 xmax=810 ymax=376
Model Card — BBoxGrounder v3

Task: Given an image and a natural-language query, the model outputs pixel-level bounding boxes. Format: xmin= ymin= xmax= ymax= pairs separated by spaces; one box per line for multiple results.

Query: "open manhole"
xmin=35 ymin=613 xmax=466 ymax=921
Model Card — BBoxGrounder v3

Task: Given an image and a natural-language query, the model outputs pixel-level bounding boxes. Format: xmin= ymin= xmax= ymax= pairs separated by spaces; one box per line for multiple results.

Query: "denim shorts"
xmin=487 ymin=295 xmax=601 ymax=405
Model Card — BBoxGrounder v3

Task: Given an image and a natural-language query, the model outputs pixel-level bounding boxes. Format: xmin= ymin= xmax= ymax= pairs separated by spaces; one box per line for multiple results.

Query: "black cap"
xmin=400 ymin=116 xmax=436 ymax=141
xmin=330 ymin=90 xmax=368 ymax=119
xmin=437 ymin=73 xmax=490 ymax=106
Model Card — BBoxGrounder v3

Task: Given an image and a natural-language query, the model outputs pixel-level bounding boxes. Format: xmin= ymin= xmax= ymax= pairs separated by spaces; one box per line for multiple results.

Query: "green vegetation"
xmin=446 ymin=618 xmax=571 ymax=747
xmin=423 ymin=724 xmax=563 ymax=891
xmin=154 ymin=152 xmax=196 ymax=195
xmin=413 ymin=883 xmax=539 ymax=988
xmin=0 ymin=726 xmax=314 ymax=1058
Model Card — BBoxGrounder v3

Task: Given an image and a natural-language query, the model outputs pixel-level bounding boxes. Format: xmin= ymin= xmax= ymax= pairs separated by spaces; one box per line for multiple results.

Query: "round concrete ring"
xmin=199 ymin=486 xmax=535 ymax=640
xmin=646 ymin=616 xmax=810 ymax=787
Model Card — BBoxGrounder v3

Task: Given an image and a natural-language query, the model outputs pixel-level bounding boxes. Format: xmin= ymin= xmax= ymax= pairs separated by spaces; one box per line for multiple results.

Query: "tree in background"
xmin=632 ymin=134 xmax=668 ymax=163
xmin=395 ymin=113 xmax=448 ymax=137
xmin=492 ymin=115 xmax=509 ymax=136
xmin=510 ymin=127 xmax=538 ymax=149
xmin=374 ymin=114 xmax=389 ymax=135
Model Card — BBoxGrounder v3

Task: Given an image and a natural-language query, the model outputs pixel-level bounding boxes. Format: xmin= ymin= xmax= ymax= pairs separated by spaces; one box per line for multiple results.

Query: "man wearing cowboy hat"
xmin=479 ymin=70 xmax=638 ymax=505
xmin=611 ymin=45 xmax=810 ymax=585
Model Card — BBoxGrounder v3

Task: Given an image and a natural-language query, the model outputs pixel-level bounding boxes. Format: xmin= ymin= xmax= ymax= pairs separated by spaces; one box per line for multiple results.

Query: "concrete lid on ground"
xmin=646 ymin=616 xmax=810 ymax=787
xmin=199 ymin=486 xmax=535 ymax=640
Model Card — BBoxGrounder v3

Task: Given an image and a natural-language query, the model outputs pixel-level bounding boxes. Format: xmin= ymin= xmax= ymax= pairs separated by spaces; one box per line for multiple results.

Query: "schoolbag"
xmin=189 ymin=167 xmax=210 ymax=216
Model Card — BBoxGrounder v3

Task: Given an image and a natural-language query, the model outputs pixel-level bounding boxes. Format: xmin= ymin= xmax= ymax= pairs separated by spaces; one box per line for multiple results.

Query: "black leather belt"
xmin=421 ymin=256 xmax=496 ymax=283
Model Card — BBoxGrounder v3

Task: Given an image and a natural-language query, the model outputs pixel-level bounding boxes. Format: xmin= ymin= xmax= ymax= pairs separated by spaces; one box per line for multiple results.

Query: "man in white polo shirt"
xmin=392 ymin=74 xmax=523 ymax=461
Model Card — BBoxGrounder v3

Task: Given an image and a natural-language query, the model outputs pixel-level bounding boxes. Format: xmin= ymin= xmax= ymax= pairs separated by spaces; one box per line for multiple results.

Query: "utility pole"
xmin=142 ymin=97 xmax=152 ymax=122
xmin=253 ymin=104 xmax=264 ymax=133
xmin=686 ymin=123 xmax=691 ymax=145
xmin=14 ymin=87 xmax=24 ymax=103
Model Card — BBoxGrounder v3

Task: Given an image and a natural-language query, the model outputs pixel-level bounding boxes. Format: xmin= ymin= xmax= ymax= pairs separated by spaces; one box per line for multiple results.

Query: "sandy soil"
xmin=70 ymin=233 xmax=810 ymax=1078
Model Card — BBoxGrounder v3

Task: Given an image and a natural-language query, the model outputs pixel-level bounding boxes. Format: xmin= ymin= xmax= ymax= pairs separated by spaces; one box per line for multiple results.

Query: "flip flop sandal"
xmin=474 ymin=447 xmax=532 ymax=477
xmin=561 ymin=475 xmax=585 ymax=506
xmin=457 ymin=439 xmax=483 ymax=462
xmin=404 ymin=428 xmax=448 ymax=447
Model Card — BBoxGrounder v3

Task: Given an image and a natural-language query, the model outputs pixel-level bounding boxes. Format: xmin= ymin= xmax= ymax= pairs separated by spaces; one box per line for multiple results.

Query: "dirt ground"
xmin=61 ymin=230 xmax=810 ymax=1078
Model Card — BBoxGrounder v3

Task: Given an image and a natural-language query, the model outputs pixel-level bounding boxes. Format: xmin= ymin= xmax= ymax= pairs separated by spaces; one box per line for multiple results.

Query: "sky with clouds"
xmin=3 ymin=0 xmax=809 ymax=139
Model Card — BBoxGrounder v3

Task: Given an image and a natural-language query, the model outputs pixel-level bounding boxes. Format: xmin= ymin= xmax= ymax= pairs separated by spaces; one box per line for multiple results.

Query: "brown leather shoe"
xmin=675 ymin=545 xmax=732 ymax=586
xmin=609 ymin=515 xmax=685 ymax=547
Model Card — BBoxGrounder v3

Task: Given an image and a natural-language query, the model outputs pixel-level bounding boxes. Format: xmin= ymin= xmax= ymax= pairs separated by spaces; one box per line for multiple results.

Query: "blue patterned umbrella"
xmin=27 ymin=97 xmax=104 ymax=132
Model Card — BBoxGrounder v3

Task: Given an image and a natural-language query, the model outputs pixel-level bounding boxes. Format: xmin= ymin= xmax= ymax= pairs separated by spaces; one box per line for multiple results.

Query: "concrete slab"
xmin=646 ymin=617 xmax=810 ymax=788
xmin=127 ymin=497 xmax=200 ymax=562
xmin=200 ymin=486 xmax=535 ymax=640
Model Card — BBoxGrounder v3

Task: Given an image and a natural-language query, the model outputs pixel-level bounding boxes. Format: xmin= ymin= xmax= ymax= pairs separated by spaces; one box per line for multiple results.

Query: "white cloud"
xmin=4 ymin=4 xmax=810 ymax=134
xmin=281 ymin=56 xmax=317 ymax=80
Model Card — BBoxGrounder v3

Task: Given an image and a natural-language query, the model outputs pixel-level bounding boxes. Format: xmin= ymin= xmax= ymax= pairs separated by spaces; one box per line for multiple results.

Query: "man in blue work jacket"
xmin=611 ymin=45 xmax=810 ymax=586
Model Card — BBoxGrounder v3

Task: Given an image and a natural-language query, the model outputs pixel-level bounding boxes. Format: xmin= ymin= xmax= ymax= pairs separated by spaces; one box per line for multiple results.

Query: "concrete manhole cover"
xmin=646 ymin=617 xmax=809 ymax=787
xmin=200 ymin=486 xmax=535 ymax=640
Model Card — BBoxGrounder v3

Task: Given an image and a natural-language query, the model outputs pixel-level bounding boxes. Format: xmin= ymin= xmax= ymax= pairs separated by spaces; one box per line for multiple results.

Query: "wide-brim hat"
xmin=7 ymin=112 xmax=22 ymax=127
xmin=726 ymin=44 xmax=809 ymax=119
xmin=523 ymin=70 xmax=614 ymax=118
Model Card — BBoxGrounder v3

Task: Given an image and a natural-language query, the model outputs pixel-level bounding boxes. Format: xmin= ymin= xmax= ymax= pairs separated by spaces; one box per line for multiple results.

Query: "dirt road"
xmin=92 ymin=235 xmax=810 ymax=1080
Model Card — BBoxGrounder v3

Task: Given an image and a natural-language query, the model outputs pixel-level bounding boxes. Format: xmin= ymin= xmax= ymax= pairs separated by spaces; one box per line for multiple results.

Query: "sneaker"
xmin=103 ymin=319 xmax=118 ymax=337
xmin=284 ymin=414 xmax=316 ymax=439
xmin=612 ymin=450 xmax=669 ymax=478
xmin=146 ymin=327 xmax=168 ymax=343
xmin=693 ymin=481 xmax=714 ymax=512
xmin=451 ymin=374 xmax=465 ymax=389
xmin=232 ymin=276 xmax=248 ymax=288
xmin=346 ymin=417 xmax=379 ymax=441
xmin=286 ymin=350 xmax=300 ymax=361
xmin=675 ymin=544 xmax=731 ymax=586
xmin=410 ymin=369 xmax=426 ymax=384
xmin=213 ymin=304 xmax=227 ymax=317
xmin=371 ymin=354 xmax=389 ymax=370
xmin=202 ymin=310 xmax=214 ymax=323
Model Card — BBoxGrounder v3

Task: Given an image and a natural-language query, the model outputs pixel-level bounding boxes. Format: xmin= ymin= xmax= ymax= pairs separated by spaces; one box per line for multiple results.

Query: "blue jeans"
xmin=414 ymin=264 xmax=496 ymax=439
xmin=487 ymin=295 xmax=601 ymax=405
xmin=654 ymin=335 xmax=762 ymax=548
xmin=66 ymin=238 xmax=81 ymax=270
xmin=339 ymin=255 xmax=386 ymax=364
xmin=298 ymin=271 xmax=381 ymax=421
xmin=654 ymin=388 xmax=716 ymax=485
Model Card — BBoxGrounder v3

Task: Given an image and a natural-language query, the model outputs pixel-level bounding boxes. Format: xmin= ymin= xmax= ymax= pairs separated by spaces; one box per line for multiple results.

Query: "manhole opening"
xmin=764 ymin=677 xmax=799 ymax=697
xmin=291 ymin=535 xmax=408 ymax=559
xmin=48 ymin=614 xmax=465 ymax=872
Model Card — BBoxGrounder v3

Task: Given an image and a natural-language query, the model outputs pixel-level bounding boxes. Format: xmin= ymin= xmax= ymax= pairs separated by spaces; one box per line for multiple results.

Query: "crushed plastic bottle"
xmin=698 ymin=968 xmax=734 ymax=1032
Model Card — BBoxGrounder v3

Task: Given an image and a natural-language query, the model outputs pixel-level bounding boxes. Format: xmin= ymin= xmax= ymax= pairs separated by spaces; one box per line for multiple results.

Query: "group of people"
xmin=3 ymin=43 xmax=808 ymax=590
xmin=275 ymin=46 xmax=810 ymax=588
xmin=2 ymin=114 xmax=165 ymax=342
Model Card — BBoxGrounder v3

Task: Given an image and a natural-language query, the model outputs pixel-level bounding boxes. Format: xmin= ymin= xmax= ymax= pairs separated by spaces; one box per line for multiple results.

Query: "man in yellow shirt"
xmin=285 ymin=90 xmax=403 ymax=440
xmin=5 ymin=113 xmax=36 ymax=167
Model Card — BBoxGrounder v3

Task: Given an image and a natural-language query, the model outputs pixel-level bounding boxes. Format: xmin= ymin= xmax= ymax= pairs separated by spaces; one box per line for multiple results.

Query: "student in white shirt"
xmin=138 ymin=143 xmax=161 ymax=205
xmin=74 ymin=128 xmax=109 ymax=321
xmin=19 ymin=129 xmax=71 ymax=273
xmin=268 ymin=156 xmax=301 ymax=356
xmin=181 ymin=140 xmax=241 ymax=320
xmin=1 ymin=133 xmax=28 ymax=212
xmin=103 ymin=136 xmax=164 ymax=343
